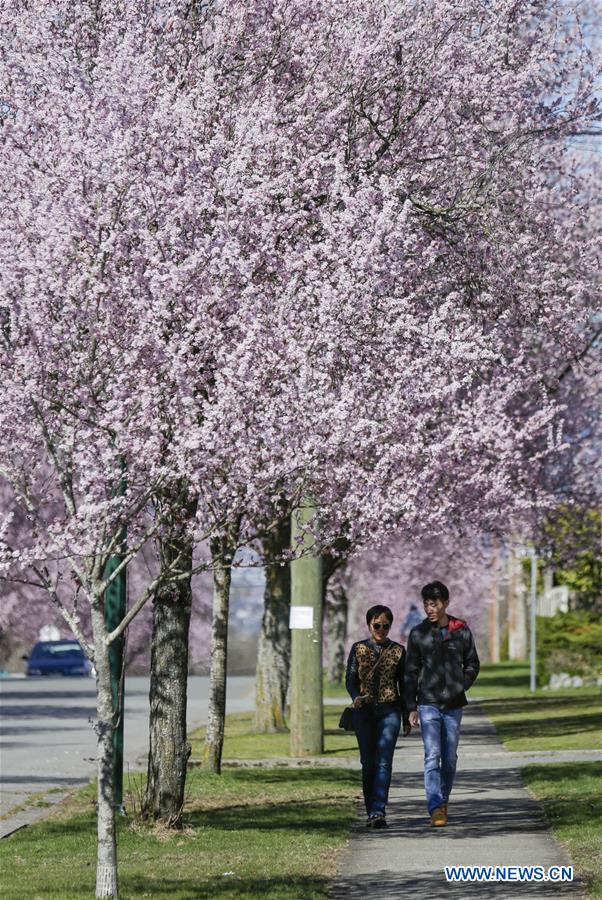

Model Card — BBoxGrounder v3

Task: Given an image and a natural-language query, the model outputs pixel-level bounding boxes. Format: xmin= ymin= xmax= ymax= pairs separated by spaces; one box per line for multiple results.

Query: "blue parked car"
xmin=25 ymin=640 xmax=94 ymax=677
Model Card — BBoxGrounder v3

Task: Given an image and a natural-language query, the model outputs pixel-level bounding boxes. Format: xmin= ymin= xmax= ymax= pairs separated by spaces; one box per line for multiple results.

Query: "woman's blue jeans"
xmin=418 ymin=704 xmax=463 ymax=814
xmin=353 ymin=703 xmax=401 ymax=816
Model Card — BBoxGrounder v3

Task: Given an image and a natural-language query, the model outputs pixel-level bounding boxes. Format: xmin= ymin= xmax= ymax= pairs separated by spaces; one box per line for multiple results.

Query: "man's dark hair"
xmin=421 ymin=581 xmax=449 ymax=603
xmin=366 ymin=604 xmax=394 ymax=625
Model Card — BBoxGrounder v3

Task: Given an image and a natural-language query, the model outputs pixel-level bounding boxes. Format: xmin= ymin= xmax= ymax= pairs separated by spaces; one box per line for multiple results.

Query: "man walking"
xmin=399 ymin=602 xmax=423 ymax=646
xmin=404 ymin=581 xmax=480 ymax=827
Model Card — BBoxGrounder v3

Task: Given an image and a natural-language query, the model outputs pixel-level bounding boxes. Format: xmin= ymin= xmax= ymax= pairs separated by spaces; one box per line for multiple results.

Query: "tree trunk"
xmin=508 ymin=548 xmax=528 ymax=660
xmin=488 ymin=537 xmax=500 ymax=664
xmin=91 ymin=600 xmax=118 ymax=899
xmin=325 ymin=580 xmax=348 ymax=684
xmin=143 ymin=534 xmax=193 ymax=826
xmin=203 ymin=529 xmax=236 ymax=774
xmin=254 ymin=519 xmax=291 ymax=733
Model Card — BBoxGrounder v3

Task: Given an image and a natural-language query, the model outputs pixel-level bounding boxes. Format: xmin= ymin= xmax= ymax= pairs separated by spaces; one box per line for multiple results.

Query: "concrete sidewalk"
xmin=329 ymin=704 xmax=586 ymax=899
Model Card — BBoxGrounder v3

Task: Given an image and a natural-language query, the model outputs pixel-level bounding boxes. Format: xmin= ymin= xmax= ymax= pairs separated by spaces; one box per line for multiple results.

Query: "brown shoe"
xmin=431 ymin=805 xmax=448 ymax=827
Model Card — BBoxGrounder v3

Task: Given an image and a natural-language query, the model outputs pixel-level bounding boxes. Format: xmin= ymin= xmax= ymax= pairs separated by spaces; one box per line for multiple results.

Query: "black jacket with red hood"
xmin=403 ymin=615 xmax=480 ymax=711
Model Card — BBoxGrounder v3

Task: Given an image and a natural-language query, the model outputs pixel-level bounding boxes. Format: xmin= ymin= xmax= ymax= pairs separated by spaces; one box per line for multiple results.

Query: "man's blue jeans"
xmin=418 ymin=704 xmax=463 ymax=814
xmin=353 ymin=703 xmax=401 ymax=816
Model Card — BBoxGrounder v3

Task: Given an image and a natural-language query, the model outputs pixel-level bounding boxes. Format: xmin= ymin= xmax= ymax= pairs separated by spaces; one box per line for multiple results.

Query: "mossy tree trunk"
xmin=325 ymin=579 xmax=348 ymax=684
xmin=143 ymin=520 xmax=194 ymax=826
xmin=254 ymin=518 xmax=291 ymax=732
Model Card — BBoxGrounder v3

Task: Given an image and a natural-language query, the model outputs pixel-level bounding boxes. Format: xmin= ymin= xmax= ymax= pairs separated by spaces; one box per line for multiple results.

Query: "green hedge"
xmin=536 ymin=611 xmax=602 ymax=684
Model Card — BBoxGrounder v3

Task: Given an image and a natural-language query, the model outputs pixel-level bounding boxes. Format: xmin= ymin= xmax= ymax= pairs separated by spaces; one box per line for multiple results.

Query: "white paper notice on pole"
xmin=289 ymin=605 xmax=313 ymax=629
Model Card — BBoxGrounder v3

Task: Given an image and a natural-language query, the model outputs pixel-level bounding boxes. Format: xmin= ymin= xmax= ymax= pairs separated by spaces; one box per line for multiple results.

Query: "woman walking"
xmin=346 ymin=604 xmax=411 ymax=828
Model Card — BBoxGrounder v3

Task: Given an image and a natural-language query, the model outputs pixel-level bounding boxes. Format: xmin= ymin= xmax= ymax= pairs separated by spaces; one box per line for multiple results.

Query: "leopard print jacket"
xmin=345 ymin=639 xmax=407 ymax=708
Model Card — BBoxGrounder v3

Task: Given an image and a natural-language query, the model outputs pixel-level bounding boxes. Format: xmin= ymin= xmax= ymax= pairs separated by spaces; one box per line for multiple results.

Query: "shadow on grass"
xmin=1 ymin=875 xmax=330 ymax=900
xmin=495 ymin=713 xmax=600 ymax=740
xmin=2 ymin=812 xmax=96 ymax=842
xmin=122 ymin=874 xmax=328 ymax=899
xmin=482 ymin=695 xmax=601 ymax=714
xmin=187 ymin=797 xmax=353 ymax=834
xmin=186 ymin=768 xmax=360 ymax=788
xmin=521 ymin=762 xmax=602 ymax=831
xmin=477 ymin=674 xmax=530 ymax=690
xmin=521 ymin=761 xmax=602 ymax=788
xmin=534 ymin=795 xmax=602 ymax=829
xmin=481 ymin=696 xmax=602 ymax=741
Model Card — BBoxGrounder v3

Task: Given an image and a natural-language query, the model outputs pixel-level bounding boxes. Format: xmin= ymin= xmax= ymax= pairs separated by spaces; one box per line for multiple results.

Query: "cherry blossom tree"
xmin=251 ymin=0 xmax=600 ymax=723
xmin=324 ymin=560 xmax=351 ymax=684
xmin=1 ymin=1 xmax=599 ymax=895
xmin=345 ymin=534 xmax=493 ymax=650
xmin=254 ymin=520 xmax=291 ymax=732
xmin=0 ymin=0 xmax=318 ymax=890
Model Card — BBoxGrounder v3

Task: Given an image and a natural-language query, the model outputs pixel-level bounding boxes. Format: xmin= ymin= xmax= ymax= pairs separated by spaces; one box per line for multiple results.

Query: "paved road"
xmin=0 ymin=675 xmax=255 ymax=821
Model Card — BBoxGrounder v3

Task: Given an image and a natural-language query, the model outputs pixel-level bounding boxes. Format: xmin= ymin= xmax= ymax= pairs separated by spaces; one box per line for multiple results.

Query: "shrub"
xmin=536 ymin=611 xmax=602 ymax=684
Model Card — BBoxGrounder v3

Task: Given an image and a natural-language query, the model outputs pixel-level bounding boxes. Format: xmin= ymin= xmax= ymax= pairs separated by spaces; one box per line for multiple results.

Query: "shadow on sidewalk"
xmin=330 ymin=870 xmax=582 ymax=899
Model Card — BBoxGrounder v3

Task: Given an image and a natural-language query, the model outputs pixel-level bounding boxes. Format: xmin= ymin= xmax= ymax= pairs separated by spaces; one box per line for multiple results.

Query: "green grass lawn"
xmin=0 ymin=767 xmax=359 ymax=899
xmin=189 ymin=706 xmax=358 ymax=761
xmin=475 ymin=663 xmax=602 ymax=752
xmin=323 ymin=679 xmax=348 ymax=700
xmin=472 ymin=662 xmax=538 ymax=699
xmin=522 ymin=762 xmax=602 ymax=898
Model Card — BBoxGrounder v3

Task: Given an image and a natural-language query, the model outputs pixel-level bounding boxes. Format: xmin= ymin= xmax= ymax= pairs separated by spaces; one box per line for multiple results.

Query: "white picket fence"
xmin=536 ymin=585 xmax=569 ymax=617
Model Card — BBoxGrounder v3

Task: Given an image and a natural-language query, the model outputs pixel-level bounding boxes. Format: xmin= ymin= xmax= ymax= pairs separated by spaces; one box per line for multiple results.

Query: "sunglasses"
xmin=371 ymin=623 xmax=390 ymax=631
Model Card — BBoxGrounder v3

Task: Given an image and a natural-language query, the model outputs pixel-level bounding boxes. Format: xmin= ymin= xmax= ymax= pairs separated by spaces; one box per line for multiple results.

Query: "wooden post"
xmin=289 ymin=501 xmax=323 ymax=756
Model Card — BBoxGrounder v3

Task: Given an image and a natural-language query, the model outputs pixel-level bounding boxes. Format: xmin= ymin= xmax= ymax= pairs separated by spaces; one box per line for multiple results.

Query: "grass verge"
xmin=0 ymin=766 xmax=359 ymax=899
xmin=189 ymin=706 xmax=358 ymax=761
xmin=521 ymin=762 xmax=602 ymax=898
xmin=476 ymin=664 xmax=602 ymax=752
xmin=323 ymin=679 xmax=347 ymax=700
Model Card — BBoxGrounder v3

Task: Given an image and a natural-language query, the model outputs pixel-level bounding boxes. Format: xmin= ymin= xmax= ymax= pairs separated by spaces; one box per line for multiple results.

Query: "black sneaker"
xmin=371 ymin=814 xmax=387 ymax=829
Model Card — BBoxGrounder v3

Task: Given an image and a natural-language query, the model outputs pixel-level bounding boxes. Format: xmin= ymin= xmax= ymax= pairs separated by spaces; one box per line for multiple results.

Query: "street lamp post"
xmin=517 ymin=544 xmax=538 ymax=693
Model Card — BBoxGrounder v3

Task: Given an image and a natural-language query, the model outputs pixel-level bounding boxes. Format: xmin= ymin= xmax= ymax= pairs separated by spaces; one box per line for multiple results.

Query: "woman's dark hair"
xmin=366 ymin=604 xmax=394 ymax=625
xmin=421 ymin=581 xmax=449 ymax=603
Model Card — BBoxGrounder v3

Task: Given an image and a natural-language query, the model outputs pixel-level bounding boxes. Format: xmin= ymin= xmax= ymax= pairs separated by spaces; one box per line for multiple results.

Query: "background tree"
xmin=254 ymin=518 xmax=291 ymax=733
xmin=324 ymin=562 xmax=350 ymax=685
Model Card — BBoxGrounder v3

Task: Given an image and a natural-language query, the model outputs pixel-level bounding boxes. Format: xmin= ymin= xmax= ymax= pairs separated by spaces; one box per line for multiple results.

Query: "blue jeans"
xmin=418 ymin=704 xmax=463 ymax=814
xmin=353 ymin=703 xmax=401 ymax=816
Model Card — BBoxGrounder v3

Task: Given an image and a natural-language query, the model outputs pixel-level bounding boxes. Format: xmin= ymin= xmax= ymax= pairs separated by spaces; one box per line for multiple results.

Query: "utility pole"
xmin=289 ymin=501 xmax=323 ymax=756
xmin=529 ymin=548 xmax=537 ymax=693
